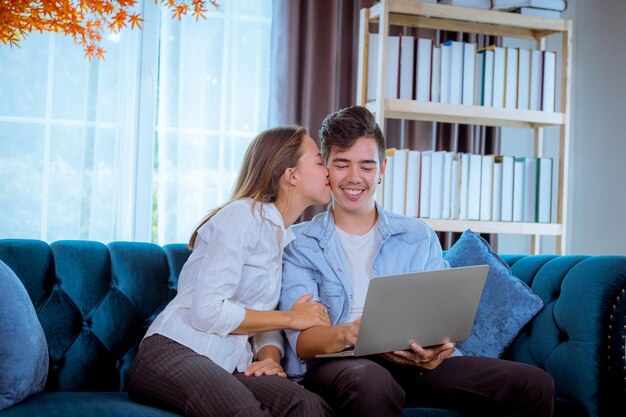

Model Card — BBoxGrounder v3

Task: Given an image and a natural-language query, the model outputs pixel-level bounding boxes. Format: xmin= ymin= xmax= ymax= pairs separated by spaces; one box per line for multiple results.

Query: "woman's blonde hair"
xmin=189 ymin=125 xmax=308 ymax=249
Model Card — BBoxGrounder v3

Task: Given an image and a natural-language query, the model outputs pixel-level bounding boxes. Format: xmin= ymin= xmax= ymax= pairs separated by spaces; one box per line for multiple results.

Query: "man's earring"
xmin=378 ymin=177 xmax=382 ymax=184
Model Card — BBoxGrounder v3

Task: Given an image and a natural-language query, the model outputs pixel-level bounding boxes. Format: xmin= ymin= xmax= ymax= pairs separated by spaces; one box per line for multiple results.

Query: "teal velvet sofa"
xmin=0 ymin=239 xmax=625 ymax=417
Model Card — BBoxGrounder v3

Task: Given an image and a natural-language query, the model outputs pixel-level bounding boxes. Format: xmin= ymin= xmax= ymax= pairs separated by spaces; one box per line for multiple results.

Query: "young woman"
xmin=128 ymin=126 xmax=333 ymax=417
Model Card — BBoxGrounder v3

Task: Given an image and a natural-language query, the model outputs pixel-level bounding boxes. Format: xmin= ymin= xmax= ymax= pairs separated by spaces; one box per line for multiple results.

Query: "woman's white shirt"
xmin=145 ymin=199 xmax=295 ymax=373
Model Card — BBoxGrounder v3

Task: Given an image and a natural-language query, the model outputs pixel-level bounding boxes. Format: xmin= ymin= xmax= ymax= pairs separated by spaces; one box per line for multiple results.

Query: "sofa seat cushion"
xmin=0 ymin=392 xmax=181 ymax=417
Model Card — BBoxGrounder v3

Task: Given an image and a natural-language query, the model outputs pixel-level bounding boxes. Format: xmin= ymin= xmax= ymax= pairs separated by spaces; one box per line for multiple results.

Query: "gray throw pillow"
xmin=0 ymin=260 xmax=49 ymax=409
xmin=444 ymin=229 xmax=543 ymax=358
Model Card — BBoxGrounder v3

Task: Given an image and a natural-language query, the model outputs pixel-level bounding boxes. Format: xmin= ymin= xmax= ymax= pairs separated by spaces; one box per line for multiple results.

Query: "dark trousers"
xmin=128 ymin=334 xmax=332 ymax=417
xmin=303 ymin=356 xmax=555 ymax=417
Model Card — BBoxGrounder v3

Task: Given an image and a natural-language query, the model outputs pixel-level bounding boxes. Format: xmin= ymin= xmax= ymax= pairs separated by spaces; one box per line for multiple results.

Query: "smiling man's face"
xmin=327 ymin=136 xmax=386 ymax=216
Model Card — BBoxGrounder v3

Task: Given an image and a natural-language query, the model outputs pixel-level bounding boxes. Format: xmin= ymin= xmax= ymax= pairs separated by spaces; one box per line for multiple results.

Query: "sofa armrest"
xmin=502 ymin=255 xmax=626 ymax=417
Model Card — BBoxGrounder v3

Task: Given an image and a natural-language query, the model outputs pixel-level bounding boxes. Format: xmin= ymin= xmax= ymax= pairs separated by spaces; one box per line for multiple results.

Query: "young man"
xmin=278 ymin=105 xmax=556 ymax=417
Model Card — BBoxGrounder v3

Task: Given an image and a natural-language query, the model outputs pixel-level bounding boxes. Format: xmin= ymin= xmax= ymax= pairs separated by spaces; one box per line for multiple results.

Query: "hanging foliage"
xmin=0 ymin=0 xmax=220 ymax=59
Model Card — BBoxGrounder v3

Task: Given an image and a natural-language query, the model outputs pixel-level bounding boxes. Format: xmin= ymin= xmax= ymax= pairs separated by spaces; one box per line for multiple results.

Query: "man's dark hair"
xmin=318 ymin=105 xmax=386 ymax=164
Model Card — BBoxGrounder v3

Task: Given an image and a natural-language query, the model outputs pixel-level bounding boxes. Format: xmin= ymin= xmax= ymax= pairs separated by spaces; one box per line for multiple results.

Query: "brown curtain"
xmin=269 ymin=0 xmax=500 ymax=249
xmin=269 ymin=0 xmax=362 ymax=133
xmin=269 ymin=0 xmax=368 ymax=219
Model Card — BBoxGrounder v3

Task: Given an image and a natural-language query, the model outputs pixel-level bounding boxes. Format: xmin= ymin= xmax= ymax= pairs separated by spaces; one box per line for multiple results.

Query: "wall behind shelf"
xmin=498 ymin=0 xmax=626 ymax=256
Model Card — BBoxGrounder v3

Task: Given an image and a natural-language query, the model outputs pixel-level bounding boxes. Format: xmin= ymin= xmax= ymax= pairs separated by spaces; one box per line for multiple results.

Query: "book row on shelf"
xmin=379 ymin=149 xmax=553 ymax=224
xmin=438 ymin=0 xmax=567 ymax=18
xmin=367 ymin=34 xmax=557 ymax=112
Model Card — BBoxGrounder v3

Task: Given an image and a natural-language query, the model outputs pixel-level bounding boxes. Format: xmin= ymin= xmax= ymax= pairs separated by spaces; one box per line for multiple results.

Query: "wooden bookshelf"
xmin=369 ymin=0 xmax=568 ymax=39
xmin=421 ymin=219 xmax=561 ymax=236
xmin=366 ymin=99 xmax=566 ymax=128
xmin=357 ymin=0 xmax=573 ymax=254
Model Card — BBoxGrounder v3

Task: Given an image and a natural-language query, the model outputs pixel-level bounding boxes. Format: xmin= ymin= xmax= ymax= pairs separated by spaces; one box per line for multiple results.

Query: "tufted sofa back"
xmin=500 ymin=254 xmax=626 ymax=417
xmin=1 ymin=240 xmax=625 ymax=417
xmin=0 ymin=239 xmax=190 ymax=393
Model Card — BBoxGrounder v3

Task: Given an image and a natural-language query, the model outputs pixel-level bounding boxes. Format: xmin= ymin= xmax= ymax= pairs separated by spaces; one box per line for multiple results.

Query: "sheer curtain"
xmin=0 ymin=0 xmax=273 ymax=245
xmin=154 ymin=1 xmax=272 ymax=244
xmin=0 ymin=29 xmax=141 ymax=242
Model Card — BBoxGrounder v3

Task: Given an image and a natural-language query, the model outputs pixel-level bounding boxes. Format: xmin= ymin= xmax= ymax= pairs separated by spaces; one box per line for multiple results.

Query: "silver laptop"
xmin=315 ymin=265 xmax=489 ymax=358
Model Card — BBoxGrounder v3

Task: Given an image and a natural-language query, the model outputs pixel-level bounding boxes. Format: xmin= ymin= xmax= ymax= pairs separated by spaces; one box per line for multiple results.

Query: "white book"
xmin=459 ymin=153 xmax=470 ymax=220
xmin=475 ymin=50 xmax=485 ymax=105
xmin=383 ymin=152 xmax=394 ymax=210
xmin=492 ymin=157 xmax=504 ymax=222
xmin=392 ymin=149 xmax=408 ymax=215
xmin=442 ymin=151 xmax=454 ymax=219
xmin=429 ymin=151 xmax=445 ymax=219
xmin=419 ymin=151 xmax=432 ymax=218
xmin=431 ymin=46 xmax=442 ymax=103
xmin=523 ymin=157 xmax=537 ymax=222
xmin=491 ymin=0 xmax=567 ymax=11
xmin=450 ymin=155 xmax=461 ymax=219
xmin=462 ymin=43 xmax=476 ymax=105
xmin=518 ymin=7 xmax=561 ymax=18
xmin=517 ymin=48 xmax=531 ymax=110
xmin=479 ymin=155 xmax=494 ymax=221
xmin=542 ymin=51 xmax=557 ymax=112
xmin=505 ymin=47 xmax=518 ymax=109
xmin=416 ymin=38 xmax=433 ymax=102
xmin=500 ymin=156 xmax=515 ymax=222
xmin=529 ymin=49 xmax=543 ymax=111
xmin=399 ymin=35 xmax=415 ymax=100
xmin=440 ymin=41 xmax=452 ymax=104
xmin=512 ymin=158 xmax=525 ymax=222
xmin=468 ymin=154 xmax=482 ymax=220
xmin=537 ymin=157 xmax=553 ymax=223
xmin=386 ymin=36 xmax=400 ymax=99
xmin=405 ymin=150 xmax=421 ymax=217
xmin=450 ymin=41 xmax=464 ymax=105
xmin=367 ymin=33 xmax=379 ymax=102
xmin=492 ymin=47 xmax=506 ymax=108
xmin=482 ymin=50 xmax=494 ymax=106
xmin=438 ymin=0 xmax=491 ymax=9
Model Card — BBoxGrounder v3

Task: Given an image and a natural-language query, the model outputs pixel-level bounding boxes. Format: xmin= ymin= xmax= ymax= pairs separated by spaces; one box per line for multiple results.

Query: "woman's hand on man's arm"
xmin=233 ymin=293 xmax=331 ymax=334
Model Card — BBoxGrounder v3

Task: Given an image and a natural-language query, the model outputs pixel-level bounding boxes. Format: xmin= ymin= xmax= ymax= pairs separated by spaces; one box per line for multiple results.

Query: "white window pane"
xmin=155 ymin=1 xmax=272 ymax=244
xmin=0 ymin=28 xmax=141 ymax=242
xmin=51 ymin=37 xmax=90 ymax=121
xmin=88 ymin=128 xmax=118 ymax=242
xmin=0 ymin=34 xmax=49 ymax=118
xmin=158 ymin=16 xmax=225 ymax=130
xmin=0 ymin=123 xmax=45 ymax=237
xmin=51 ymin=32 xmax=139 ymax=123
xmin=46 ymin=125 xmax=88 ymax=241
xmin=231 ymin=0 xmax=272 ymax=18
xmin=227 ymin=19 xmax=271 ymax=132
xmin=95 ymin=34 xmax=138 ymax=124
xmin=0 ymin=1 xmax=272 ymax=244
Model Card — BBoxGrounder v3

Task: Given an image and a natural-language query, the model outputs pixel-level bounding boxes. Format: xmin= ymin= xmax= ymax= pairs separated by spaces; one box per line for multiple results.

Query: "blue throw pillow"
xmin=444 ymin=230 xmax=543 ymax=358
xmin=0 ymin=260 xmax=49 ymax=409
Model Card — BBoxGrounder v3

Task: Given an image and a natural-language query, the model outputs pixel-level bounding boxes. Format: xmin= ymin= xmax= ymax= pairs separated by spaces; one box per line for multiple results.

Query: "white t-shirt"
xmin=335 ymin=225 xmax=379 ymax=322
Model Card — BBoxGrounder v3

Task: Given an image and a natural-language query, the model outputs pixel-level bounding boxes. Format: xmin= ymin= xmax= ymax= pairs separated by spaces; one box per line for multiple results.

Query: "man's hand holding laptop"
xmin=342 ymin=315 xmax=455 ymax=370
xmin=381 ymin=341 xmax=456 ymax=370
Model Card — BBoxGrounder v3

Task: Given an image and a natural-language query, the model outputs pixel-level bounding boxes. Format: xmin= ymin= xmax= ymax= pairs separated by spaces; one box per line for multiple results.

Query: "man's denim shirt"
xmin=279 ymin=202 xmax=450 ymax=380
